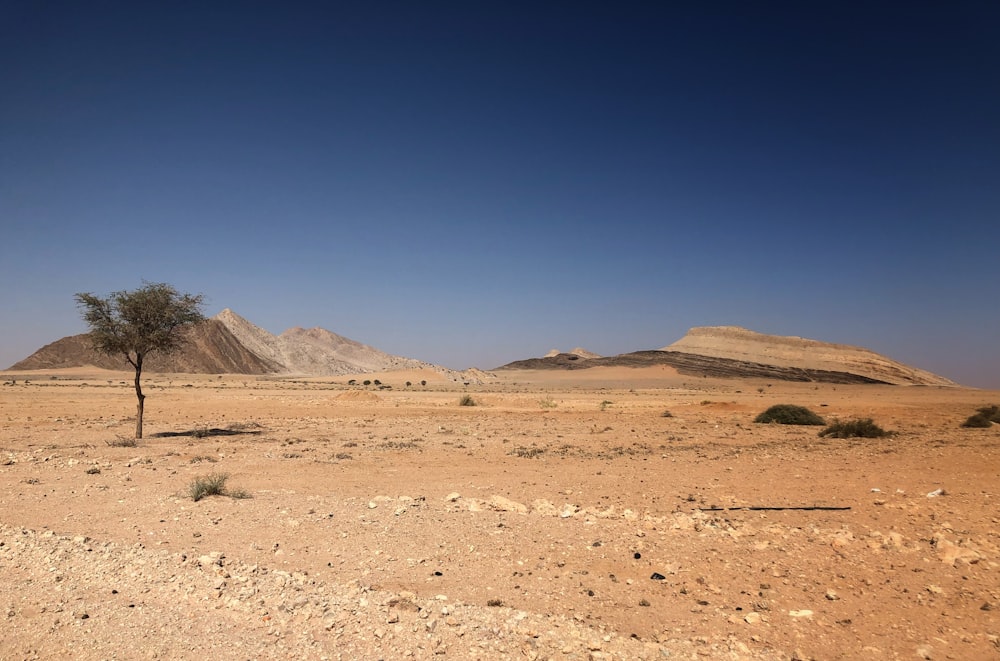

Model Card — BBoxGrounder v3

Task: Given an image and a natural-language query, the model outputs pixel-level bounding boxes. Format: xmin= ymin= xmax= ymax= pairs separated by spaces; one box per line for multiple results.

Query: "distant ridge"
xmin=8 ymin=319 xmax=281 ymax=374
xmin=9 ymin=309 xmax=492 ymax=383
xmin=498 ymin=326 xmax=956 ymax=386
xmin=543 ymin=347 xmax=601 ymax=360
xmin=664 ymin=326 xmax=955 ymax=386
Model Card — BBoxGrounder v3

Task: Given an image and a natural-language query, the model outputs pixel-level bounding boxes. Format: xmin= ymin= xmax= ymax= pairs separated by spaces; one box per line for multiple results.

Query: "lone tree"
xmin=75 ymin=282 xmax=205 ymax=439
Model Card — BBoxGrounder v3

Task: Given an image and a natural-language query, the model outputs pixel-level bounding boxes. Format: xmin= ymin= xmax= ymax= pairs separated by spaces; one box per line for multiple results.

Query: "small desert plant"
xmin=661 ymin=409 xmax=673 ymax=418
xmin=363 ymin=380 xmax=372 ymax=386
xmin=961 ymin=413 xmax=993 ymax=428
xmin=421 ymin=380 xmax=427 ymax=386
xmin=510 ymin=446 xmax=545 ymax=458
xmin=459 ymin=394 xmax=477 ymax=407
xmin=819 ymin=418 xmax=889 ymax=439
xmin=188 ymin=472 xmax=251 ymax=502
xmin=754 ymin=404 xmax=825 ymax=426
xmin=106 ymin=435 xmax=138 ymax=447
xmin=599 ymin=400 xmax=613 ymax=411
xmin=539 ymin=397 xmax=557 ymax=408
xmin=963 ymin=405 xmax=1000 ymax=428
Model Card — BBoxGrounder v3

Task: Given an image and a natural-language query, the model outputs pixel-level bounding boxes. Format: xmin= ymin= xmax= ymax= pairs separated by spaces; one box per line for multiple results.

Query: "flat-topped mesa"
xmin=664 ymin=326 xmax=955 ymax=386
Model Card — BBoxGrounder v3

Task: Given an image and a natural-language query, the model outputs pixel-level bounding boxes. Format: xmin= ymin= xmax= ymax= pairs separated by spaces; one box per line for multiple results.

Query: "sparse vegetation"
xmin=962 ymin=405 xmax=999 ymax=428
xmin=510 ymin=446 xmax=545 ymax=458
xmin=961 ymin=413 xmax=993 ymax=428
xmin=819 ymin=418 xmax=889 ymax=438
xmin=363 ymin=380 xmax=372 ymax=386
xmin=76 ymin=282 xmax=205 ymax=439
xmin=459 ymin=394 xmax=477 ymax=406
xmin=539 ymin=397 xmax=557 ymax=408
xmin=599 ymin=400 xmax=613 ymax=411
xmin=420 ymin=380 xmax=427 ymax=386
xmin=190 ymin=455 xmax=217 ymax=463
xmin=378 ymin=440 xmax=422 ymax=451
xmin=661 ymin=409 xmax=673 ymax=418
xmin=106 ymin=435 xmax=138 ymax=447
xmin=187 ymin=472 xmax=251 ymax=502
xmin=754 ymin=404 xmax=826 ymax=426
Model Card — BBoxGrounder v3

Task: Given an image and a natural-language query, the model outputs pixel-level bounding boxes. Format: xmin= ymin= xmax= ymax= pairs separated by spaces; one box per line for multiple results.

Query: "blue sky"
xmin=2 ymin=2 xmax=998 ymax=387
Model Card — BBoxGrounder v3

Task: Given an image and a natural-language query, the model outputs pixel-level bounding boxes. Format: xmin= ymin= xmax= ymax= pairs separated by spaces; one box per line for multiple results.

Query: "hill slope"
xmin=8 ymin=320 xmax=281 ymax=374
xmin=499 ymin=327 xmax=956 ymax=386
xmin=664 ymin=326 xmax=954 ymax=386
xmin=8 ymin=309 xmax=489 ymax=382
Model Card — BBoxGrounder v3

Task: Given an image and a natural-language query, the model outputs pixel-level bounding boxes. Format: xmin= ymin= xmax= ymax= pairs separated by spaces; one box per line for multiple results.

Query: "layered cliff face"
xmin=663 ymin=326 xmax=955 ymax=386
xmin=498 ymin=326 xmax=955 ymax=386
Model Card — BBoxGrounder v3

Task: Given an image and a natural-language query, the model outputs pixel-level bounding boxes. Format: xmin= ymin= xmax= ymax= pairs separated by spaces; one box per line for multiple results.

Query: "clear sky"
xmin=2 ymin=2 xmax=998 ymax=387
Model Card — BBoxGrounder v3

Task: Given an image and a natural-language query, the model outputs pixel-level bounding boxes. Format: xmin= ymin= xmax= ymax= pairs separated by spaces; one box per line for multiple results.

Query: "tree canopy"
xmin=75 ymin=282 xmax=205 ymax=438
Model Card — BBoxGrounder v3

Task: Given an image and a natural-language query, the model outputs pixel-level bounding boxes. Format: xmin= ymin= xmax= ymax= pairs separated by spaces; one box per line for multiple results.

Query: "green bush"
xmin=977 ymin=405 xmax=1000 ymax=422
xmin=819 ymin=418 xmax=889 ymax=439
xmin=754 ymin=404 xmax=825 ymax=426
xmin=959 ymin=405 xmax=998 ymax=428
xmin=961 ymin=413 xmax=993 ymax=428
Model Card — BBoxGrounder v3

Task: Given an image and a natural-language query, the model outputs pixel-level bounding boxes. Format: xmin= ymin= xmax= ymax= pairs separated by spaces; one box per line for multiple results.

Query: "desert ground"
xmin=1 ymin=367 xmax=998 ymax=660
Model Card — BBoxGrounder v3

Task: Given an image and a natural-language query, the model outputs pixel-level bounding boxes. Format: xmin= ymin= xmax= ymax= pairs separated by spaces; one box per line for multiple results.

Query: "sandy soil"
xmin=1 ymin=368 xmax=998 ymax=660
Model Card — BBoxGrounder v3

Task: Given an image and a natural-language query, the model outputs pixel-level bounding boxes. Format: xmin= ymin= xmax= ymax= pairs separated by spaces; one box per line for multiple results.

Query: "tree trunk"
xmin=134 ymin=353 xmax=145 ymax=439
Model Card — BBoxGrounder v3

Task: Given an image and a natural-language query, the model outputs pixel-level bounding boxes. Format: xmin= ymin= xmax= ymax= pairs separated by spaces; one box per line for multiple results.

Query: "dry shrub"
xmin=819 ymin=418 xmax=889 ymax=439
xmin=754 ymin=404 xmax=825 ymax=426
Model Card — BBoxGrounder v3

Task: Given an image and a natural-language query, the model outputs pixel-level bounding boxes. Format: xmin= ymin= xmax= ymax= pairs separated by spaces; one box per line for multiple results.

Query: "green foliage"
xmin=754 ymin=404 xmax=826 ymax=426
xmin=819 ymin=418 xmax=889 ymax=438
xmin=961 ymin=413 xmax=993 ymax=428
xmin=75 ymin=282 xmax=205 ymax=439
xmin=459 ymin=394 xmax=477 ymax=406
xmin=75 ymin=283 xmax=205 ymax=364
xmin=977 ymin=405 xmax=1000 ymax=422
xmin=187 ymin=472 xmax=251 ymax=502
xmin=959 ymin=405 xmax=998 ymax=428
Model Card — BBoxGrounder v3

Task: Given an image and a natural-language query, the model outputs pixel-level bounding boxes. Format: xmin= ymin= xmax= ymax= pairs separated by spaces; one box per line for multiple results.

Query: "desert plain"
xmin=1 ymin=366 xmax=998 ymax=660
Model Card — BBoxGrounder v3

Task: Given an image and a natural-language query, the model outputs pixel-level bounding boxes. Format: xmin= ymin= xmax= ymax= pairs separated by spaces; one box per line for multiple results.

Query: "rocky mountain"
xmin=499 ymin=326 xmax=956 ymax=386
xmin=543 ymin=347 xmax=601 ymax=360
xmin=215 ymin=309 xmax=447 ymax=376
xmin=663 ymin=326 xmax=955 ymax=386
xmin=8 ymin=319 xmax=281 ymax=374
xmin=8 ymin=309 xmax=481 ymax=380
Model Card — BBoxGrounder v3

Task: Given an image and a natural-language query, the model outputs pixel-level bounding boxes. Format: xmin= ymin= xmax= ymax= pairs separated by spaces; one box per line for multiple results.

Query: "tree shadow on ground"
xmin=150 ymin=425 xmax=264 ymax=439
